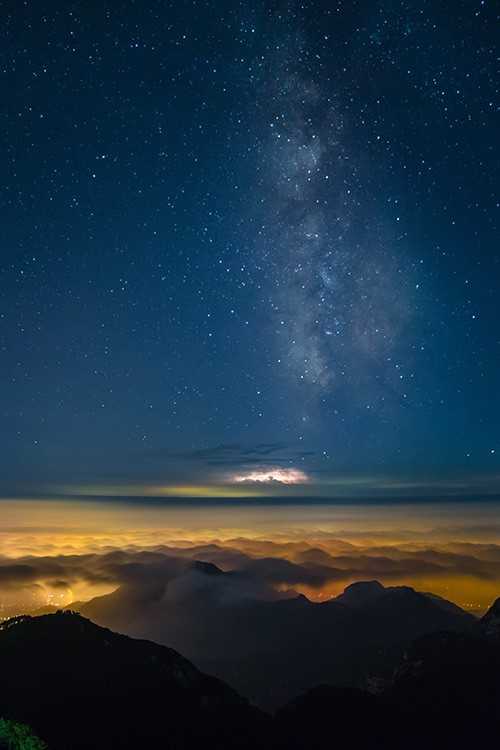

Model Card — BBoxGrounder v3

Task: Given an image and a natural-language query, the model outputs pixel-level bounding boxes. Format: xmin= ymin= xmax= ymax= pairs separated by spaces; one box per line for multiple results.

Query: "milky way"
xmin=259 ymin=34 xmax=416 ymax=416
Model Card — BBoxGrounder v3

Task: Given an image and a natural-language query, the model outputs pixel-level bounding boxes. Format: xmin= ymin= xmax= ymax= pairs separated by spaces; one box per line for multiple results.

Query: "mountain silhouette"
xmin=0 ymin=612 xmax=267 ymax=750
xmin=74 ymin=573 xmax=475 ymax=708
xmin=273 ymin=685 xmax=390 ymax=749
xmin=481 ymin=595 xmax=500 ymax=638
xmin=383 ymin=596 xmax=500 ymax=748
xmin=1 ymin=598 xmax=500 ymax=749
xmin=271 ymin=596 xmax=500 ymax=749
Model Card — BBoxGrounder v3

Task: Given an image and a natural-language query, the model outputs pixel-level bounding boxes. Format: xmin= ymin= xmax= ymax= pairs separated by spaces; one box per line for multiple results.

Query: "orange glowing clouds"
xmin=231 ymin=467 xmax=310 ymax=484
xmin=2 ymin=498 xmax=500 ymax=614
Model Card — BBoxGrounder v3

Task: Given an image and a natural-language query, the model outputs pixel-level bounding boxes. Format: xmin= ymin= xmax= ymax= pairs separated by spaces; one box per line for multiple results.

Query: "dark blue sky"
xmin=1 ymin=0 xmax=498 ymax=497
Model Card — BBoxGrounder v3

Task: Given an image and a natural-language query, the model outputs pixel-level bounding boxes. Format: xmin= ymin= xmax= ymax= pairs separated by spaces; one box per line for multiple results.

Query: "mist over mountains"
xmin=2 ymin=543 xmax=500 ymax=746
xmin=74 ymin=570 xmax=476 ymax=708
xmin=4 ymin=534 xmax=500 ymax=615
xmin=4 ymin=540 xmax=499 ymax=708
xmin=3 ymin=538 xmax=500 ymax=746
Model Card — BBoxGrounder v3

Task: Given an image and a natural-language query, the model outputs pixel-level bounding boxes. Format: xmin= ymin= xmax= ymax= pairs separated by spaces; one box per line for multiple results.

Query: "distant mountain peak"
xmin=191 ymin=560 xmax=224 ymax=576
xmin=336 ymin=580 xmax=386 ymax=606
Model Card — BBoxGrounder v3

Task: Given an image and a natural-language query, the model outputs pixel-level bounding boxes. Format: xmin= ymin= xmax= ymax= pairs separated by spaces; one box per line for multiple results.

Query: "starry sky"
xmin=1 ymin=0 xmax=498 ymax=499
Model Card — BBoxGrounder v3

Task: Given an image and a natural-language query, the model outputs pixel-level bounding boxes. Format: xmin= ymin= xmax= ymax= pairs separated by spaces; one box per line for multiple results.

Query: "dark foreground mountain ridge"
xmin=274 ymin=592 xmax=500 ymax=749
xmin=4 ymin=585 xmax=499 ymax=749
xmin=0 ymin=611 xmax=267 ymax=750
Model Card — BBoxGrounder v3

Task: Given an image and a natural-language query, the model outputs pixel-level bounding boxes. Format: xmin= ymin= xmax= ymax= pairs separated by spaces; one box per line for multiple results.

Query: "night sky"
xmin=1 ymin=0 xmax=498 ymax=498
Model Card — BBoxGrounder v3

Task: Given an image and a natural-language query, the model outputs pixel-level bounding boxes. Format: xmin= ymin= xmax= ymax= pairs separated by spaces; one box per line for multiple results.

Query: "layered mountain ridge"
xmin=71 ymin=569 xmax=476 ymax=708
xmin=1 ymin=592 xmax=500 ymax=748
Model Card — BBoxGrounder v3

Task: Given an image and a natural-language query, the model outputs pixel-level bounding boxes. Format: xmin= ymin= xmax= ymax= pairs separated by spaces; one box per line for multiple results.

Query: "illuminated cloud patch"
xmin=231 ymin=467 xmax=310 ymax=484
